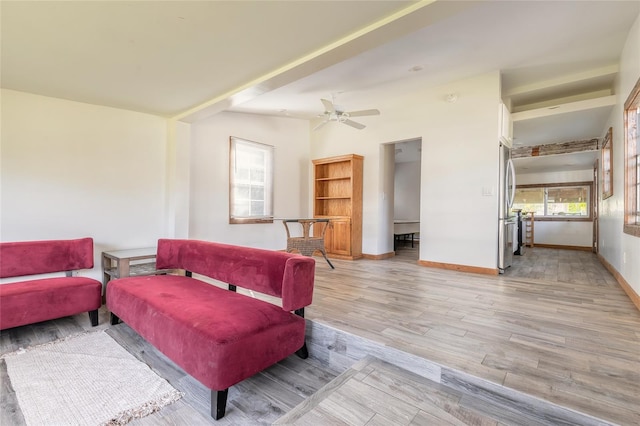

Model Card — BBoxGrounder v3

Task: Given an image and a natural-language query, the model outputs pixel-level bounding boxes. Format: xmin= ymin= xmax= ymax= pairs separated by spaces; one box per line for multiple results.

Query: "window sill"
xmin=533 ymin=217 xmax=592 ymax=222
xmin=229 ymin=218 xmax=274 ymax=225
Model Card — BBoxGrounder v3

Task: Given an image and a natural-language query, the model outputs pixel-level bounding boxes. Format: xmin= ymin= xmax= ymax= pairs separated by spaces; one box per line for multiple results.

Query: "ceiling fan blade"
xmin=347 ymin=109 xmax=380 ymax=117
xmin=320 ymin=99 xmax=335 ymax=113
xmin=342 ymin=119 xmax=366 ymax=130
xmin=313 ymin=120 xmax=330 ymax=131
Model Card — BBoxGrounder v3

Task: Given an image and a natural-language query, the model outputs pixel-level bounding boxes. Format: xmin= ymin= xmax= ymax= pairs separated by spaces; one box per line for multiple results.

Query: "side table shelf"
xmin=103 ymin=262 xmax=160 ymax=280
xmin=102 ymin=247 xmax=172 ymax=301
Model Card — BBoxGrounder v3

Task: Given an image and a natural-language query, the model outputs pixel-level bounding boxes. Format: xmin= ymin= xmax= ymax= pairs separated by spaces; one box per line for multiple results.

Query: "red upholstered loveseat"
xmin=0 ymin=238 xmax=102 ymax=330
xmin=106 ymin=238 xmax=316 ymax=420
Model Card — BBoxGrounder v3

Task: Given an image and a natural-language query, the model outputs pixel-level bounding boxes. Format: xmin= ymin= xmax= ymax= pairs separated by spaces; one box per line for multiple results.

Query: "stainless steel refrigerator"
xmin=498 ymin=141 xmax=516 ymax=272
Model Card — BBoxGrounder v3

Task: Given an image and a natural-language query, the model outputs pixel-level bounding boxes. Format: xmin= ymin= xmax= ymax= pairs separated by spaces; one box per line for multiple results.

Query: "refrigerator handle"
xmin=508 ymin=158 xmax=516 ymax=208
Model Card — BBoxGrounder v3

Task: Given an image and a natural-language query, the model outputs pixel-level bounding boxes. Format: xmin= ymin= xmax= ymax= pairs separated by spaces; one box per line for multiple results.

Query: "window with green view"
xmin=512 ymin=183 xmax=591 ymax=219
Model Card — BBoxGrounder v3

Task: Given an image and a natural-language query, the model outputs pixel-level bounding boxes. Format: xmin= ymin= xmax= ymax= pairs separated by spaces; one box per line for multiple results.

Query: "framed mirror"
xmin=602 ymin=127 xmax=613 ymax=200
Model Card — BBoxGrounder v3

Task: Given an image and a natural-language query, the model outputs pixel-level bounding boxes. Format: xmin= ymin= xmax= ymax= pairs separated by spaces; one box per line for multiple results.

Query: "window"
xmin=513 ymin=182 xmax=592 ymax=220
xmin=229 ymin=137 xmax=274 ymax=224
xmin=624 ymin=77 xmax=640 ymax=237
xmin=602 ymin=127 xmax=613 ymax=199
xmin=513 ymin=187 xmax=545 ymax=216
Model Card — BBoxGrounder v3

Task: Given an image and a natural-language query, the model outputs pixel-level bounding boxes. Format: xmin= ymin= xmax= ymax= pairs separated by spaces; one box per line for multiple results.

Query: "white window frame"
xmin=229 ymin=136 xmax=274 ymax=224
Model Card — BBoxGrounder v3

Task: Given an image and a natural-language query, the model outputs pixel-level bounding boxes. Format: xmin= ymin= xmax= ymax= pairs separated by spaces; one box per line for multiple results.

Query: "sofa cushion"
xmin=0 ymin=277 xmax=102 ymax=330
xmin=107 ymin=274 xmax=306 ymax=390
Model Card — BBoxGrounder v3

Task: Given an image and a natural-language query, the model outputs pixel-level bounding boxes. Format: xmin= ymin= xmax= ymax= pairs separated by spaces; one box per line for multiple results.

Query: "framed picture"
xmin=602 ymin=127 xmax=613 ymax=200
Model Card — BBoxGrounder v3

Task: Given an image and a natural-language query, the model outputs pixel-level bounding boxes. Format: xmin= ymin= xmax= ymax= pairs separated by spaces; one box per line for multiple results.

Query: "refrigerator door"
xmin=498 ymin=143 xmax=515 ymax=219
xmin=507 ymin=158 xmax=516 ymax=210
xmin=498 ymin=219 xmax=516 ymax=272
xmin=498 ymin=142 xmax=517 ymax=272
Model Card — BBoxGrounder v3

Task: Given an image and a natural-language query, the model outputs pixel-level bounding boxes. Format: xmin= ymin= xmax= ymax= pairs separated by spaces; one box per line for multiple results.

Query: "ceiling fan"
xmin=313 ymin=98 xmax=380 ymax=131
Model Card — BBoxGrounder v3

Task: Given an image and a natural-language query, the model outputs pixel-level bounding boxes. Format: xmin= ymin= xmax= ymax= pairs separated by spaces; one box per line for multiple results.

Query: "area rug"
xmin=1 ymin=331 xmax=182 ymax=425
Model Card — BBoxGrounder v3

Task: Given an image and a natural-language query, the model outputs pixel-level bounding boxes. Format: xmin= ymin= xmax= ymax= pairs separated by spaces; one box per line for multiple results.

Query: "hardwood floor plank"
xmin=361 ymin=358 xmax=461 ymax=404
xmin=335 ymin=378 xmax=421 ymax=422
xmin=318 ymin=393 xmax=377 ymax=425
xmin=410 ymin=409 xmax=471 ymax=426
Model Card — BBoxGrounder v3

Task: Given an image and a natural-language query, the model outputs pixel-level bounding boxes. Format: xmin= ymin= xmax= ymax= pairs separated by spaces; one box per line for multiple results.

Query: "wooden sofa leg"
xmin=211 ymin=389 xmax=228 ymax=420
xmin=88 ymin=309 xmax=99 ymax=326
xmin=110 ymin=313 xmax=121 ymax=325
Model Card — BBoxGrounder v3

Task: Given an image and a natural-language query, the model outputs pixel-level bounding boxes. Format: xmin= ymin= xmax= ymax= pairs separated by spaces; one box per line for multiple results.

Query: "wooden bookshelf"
xmin=312 ymin=154 xmax=363 ymax=259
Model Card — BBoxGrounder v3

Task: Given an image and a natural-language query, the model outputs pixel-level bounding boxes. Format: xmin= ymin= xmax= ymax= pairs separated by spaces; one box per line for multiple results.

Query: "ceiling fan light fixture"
xmin=445 ymin=93 xmax=458 ymax=103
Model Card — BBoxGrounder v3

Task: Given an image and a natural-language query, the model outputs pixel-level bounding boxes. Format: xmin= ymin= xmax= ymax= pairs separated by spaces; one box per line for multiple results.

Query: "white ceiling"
xmin=2 ymin=1 xmax=639 ymax=174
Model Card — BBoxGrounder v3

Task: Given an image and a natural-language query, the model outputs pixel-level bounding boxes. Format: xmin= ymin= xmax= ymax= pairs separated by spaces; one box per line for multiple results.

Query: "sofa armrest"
xmin=282 ymin=256 xmax=315 ymax=311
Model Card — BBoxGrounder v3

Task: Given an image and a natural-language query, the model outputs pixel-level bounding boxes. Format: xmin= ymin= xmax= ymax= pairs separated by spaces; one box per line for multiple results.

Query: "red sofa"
xmin=0 ymin=238 xmax=102 ymax=330
xmin=106 ymin=239 xmax=316 ymax=420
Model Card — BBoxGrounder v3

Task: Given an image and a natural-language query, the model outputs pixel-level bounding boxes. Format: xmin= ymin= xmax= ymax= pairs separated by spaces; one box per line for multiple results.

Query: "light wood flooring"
xmin=276 ymin=356 xmax=508 ymax=426
xmin=308 ymin=246 xmax=640 ymax=425
xmin=1 ymin=246 xmax=638 ymax=425
xmin=276 ymin=354 xmax=601 ymax=426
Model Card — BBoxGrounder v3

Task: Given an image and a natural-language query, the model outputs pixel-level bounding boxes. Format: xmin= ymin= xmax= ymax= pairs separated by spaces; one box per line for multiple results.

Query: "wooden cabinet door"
xmin=329 ymin=219 xmax=351 ymax=256
xmin=323 ymin=223 xmax=334 ymax=254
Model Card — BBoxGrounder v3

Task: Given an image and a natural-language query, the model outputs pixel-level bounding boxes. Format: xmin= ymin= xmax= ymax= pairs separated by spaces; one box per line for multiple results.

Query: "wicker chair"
xmin=282 ymin=219 xmax=335 ymax=269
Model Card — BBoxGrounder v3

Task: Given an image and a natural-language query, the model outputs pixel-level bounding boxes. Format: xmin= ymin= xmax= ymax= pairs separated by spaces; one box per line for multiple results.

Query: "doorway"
xmin=382 ymin=138 xmax=422 ymax=259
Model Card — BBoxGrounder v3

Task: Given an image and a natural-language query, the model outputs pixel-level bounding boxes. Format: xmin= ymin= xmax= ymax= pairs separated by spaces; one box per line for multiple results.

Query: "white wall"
xmin=394 ymin=160 xmax=421 ymax=220
xmin=165 ymin=120 xmax=192 ymax=239
xmin=188 ymin=111 xmax=310 ymax=250
xmin=1 ymin=89 xmax=168 ymax=281
xmin=599 ymin=13 xmax=640 ymax=295
xmin=531 ymin=221 xmax=593 ymax=247
xmin=516 ymin=169 xmax=594 ymax=247
xmin=0 ymin=93 xmax=310 ymax=282
xmin=311 ymin=72 xmax=502 ymax=270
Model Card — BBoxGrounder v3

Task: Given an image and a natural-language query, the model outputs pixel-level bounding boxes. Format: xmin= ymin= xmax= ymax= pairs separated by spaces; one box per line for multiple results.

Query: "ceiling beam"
xmin=173 ymin=0 xmax=476 ymax=123
xmin=512 ymin=139 xmax=599 ymax=159
xmin=511 ymin=95 xmax=616 ymax=122
xmin=504 ymin=64 xmax=619 ymax=98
